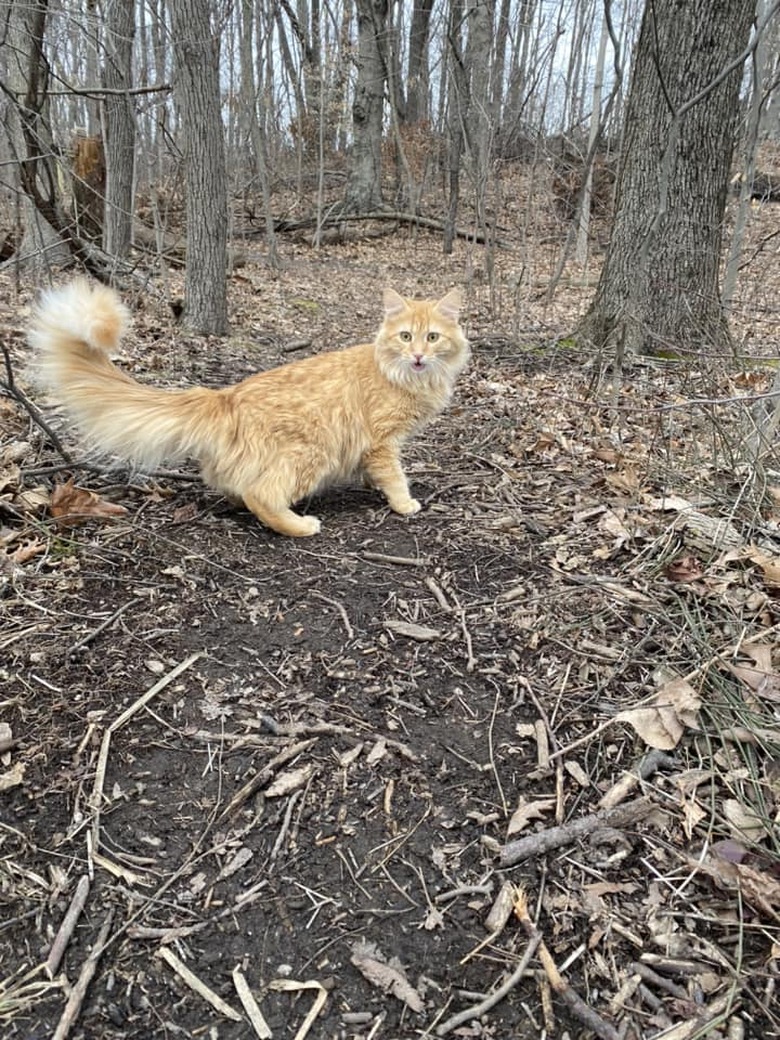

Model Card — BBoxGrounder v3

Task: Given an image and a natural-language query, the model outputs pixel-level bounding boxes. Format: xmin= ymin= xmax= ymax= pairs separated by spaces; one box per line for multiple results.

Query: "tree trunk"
xmin=2 ymin=0 xmax=70 ymax=273
xmin=170 ymin=0 xmax=229 ymax=335
xmin=102 ymin=0 xmax=136 ymax=260
xmin=464 ymin=0 xmax=494 ymax=229
xmin=443 ymin=0 xmax=467 ymax=253
xmin=344 ymin=0 xmax=387 ymax=213
xmin=405 ymin=0 xmax=434 ymax=125
xmin=578 ymin=0 xmax=755 ymax=358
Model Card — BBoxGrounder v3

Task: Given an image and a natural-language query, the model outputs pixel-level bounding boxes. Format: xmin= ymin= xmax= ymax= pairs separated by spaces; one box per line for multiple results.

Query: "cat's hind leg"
xmin=362 ymin=446 xmax=421 ymax=515
xmin=242 ymin=489 xmax=321 ymax=537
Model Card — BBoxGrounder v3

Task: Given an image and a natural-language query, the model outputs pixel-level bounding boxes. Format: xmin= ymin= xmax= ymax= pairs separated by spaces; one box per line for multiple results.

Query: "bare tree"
xmin=578 ymin=0 xmax=756 ymax=357
xmin=344 ymin=0 xmax=387 ymax=212
xmin=1 ymin=0 xmax=70 ymax=272
xmin=101 ymin=0 xmax=136 ymax=261
xmin=404 ymin=0 xmax=434 ymax=125
xmin=170 ymin=0 xmax=229 ymax=334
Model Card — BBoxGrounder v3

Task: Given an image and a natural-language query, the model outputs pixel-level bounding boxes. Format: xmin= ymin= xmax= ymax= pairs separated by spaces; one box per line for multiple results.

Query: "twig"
xmin=232 ymin=966 xmax=273 ymax=1038
xmin=498 ymin=796 xmax=654 ymax=867
xmin=270 ymin=788 xmax=303 ymax=861
xmin=268 ymin=979 xmax=328 ymax=1040
xmin=424 ymin=576 xmax=452 ymax=612
xmin=280 ymin=337 xmax=312 ymax=354
xmin=435 ymin=933 xmax=541 ymax=1036
xmin=45 ymin=875 xmax=90 ymax=979
xmin=68 ymin=597 xmax=140 ymax=656
xmin=127 ymin=881 xmax=268 ymax=941
xmin=513 ymin=890 xmax=620 ymax=1040
xmin=1 ymin=341 xmax=73 ymax=462
xmin=219 ymin=738 xmax=318 ymax=820
xmin=598 ymin=749 xmax=677 ymax=810
xmin=89 ymin=652 xmax=203 ymax=856
xmin=156 ymin=947 xmax=242 ymax=1021
xmin=361 ymin=551 xmax=426 ymax=566
xmin=52 ymin=909 xmax=114 ymax=1040
xmin=310 ymin=591 xmax=354 ymax=639
xmin=435 ymin=883 xmax=494 ymax=904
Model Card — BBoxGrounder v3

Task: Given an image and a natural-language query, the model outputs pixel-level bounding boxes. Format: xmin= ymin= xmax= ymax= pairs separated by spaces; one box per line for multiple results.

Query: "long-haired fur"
xmin=29 ymin=280 xmax=470 ymax=536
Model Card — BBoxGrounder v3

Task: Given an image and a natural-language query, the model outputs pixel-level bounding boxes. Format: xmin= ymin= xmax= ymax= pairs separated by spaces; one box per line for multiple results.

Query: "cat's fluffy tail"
xmin=29 ymin=279 xmax=221 ymax=470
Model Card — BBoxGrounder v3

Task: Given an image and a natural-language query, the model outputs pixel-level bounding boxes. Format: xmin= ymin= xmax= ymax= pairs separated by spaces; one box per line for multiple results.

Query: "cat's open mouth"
xmin=412 ymin=359 xmax=426 ymax=371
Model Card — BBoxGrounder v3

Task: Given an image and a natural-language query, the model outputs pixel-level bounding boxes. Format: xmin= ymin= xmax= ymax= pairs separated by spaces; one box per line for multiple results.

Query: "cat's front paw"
xmin=392 ymin=498 xmax=422 ymax=516
xmin=297 ymin=515 xmax=322 ymax=536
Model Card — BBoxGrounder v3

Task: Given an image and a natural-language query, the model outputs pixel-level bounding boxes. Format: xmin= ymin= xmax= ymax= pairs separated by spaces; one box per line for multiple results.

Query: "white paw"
xmin=298 ymin=515 xmax=322 ymax=536
xmin=393 ymin=498 xmax=421 ymax=516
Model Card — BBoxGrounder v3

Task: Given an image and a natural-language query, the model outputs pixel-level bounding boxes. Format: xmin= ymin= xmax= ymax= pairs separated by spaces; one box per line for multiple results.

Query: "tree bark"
xmin=578 ymin=0 xmax=755 ymax=358
xmin=344 ymin=0 xmax=387 ymax=213
xmin=404 ymin=0 xmax=434 ymax=125
xmin=102 ymin=0 xmax=136 ymax=261
xmin=1 ymin=0 xmax=70 ymax=273
xmin=170 ymin=0 xmax=229 ymax=335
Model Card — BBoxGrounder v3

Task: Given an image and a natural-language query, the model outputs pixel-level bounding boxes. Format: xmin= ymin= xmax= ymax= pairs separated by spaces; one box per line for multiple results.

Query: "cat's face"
xmin=374 ymin=289 xmax=469 ymax=389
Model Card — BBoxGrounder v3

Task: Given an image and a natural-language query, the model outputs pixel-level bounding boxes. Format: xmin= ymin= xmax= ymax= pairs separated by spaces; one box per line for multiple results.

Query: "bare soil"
xmin=2 ymin=202 xmax=780 ymax=1040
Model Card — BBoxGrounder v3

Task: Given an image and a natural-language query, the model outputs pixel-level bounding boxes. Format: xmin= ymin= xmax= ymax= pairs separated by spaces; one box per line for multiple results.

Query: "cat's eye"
xmin=426 ymin=331 xmax=440 ymax=343
xmin=399 ymin=331 xmax=413 ymax=342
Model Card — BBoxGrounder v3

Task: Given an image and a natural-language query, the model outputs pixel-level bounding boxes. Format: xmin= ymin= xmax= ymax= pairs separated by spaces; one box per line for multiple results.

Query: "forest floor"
xmin=2 ymin=176 xmax=780 ymax=1040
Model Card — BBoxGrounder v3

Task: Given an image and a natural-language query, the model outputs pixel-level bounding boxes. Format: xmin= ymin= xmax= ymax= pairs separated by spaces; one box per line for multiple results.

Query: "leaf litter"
xmin=1 ymin=189 xmax=780 ymax=1039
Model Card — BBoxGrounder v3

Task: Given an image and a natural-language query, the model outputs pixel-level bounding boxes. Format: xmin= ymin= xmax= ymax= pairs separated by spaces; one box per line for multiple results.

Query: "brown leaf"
xmin=616 ymin=677 xmax=701 ymax=750
xmin=350 ymin=941 xmax=424 ymax=1013
xmin=723 ymin=644 xmax=780 ymax=702
xmin=50 ymin=479 xmax=128 ymax=527
xmin=694 ymin=850 xmax=780 ymax=921
xmin=506 ymin=797 xmax=556 ymax=837
xmin=665 ymin=555 xmax=704 ymax=582
xmin=7 ymin=536 xmax=47 ymax=564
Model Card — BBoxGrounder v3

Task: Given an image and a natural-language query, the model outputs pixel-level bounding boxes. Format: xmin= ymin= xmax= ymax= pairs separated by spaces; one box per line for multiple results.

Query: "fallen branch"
xmin=513 ymin=890 xmax=620 ymax=1040
xmin=45 ymin=875 xmax=90 ymax=979
xmin=52 ymin=909 xmax=114 ymax=1040
xmin=435 ymin=932 xmax=541 ymax=1036
xmin=498 ymin=796 xmax=654 ymax=867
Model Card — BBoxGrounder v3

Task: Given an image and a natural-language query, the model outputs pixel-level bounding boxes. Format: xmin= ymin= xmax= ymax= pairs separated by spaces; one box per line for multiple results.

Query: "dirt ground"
xmin=2 ymin=196 xmax=780 ymax=1040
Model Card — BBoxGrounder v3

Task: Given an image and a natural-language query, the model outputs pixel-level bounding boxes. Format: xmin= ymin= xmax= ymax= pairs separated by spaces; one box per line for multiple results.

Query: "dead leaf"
xmin=722 ymin=798 xmax=768 ymax=843
xmin=265 ymin=762 xmax=318 ymax=798
xmin=172 ymin=502 xmax=199 ymax=524
xmin=746 ymin=548 xmax=780 ymax=588
xmin=616 ymin=677 xmax=701 ymax=750
xmin=421 ymin=907 xmax=445 ymax=930
xmin=0 ymin=761 xmax=25 ymax=791
xmin=694 ymin=849 xmax=780 ymax=921
xmin=723 ymin=644 xmax=780 ymax=702
xmin=50 ymin=479 xmax=128 ymax=526
xmin=7 ymin=537 xmax=46 ymax=564
xmin=350 ymin=941 xmax=424 ymax=1013
xmin=665 ymin=555 xmax=704 ymax=582
xmin=384 ymin=619 xmax=442 ymax=641
xmin=506 ymin=797 xmax=556 ymax=837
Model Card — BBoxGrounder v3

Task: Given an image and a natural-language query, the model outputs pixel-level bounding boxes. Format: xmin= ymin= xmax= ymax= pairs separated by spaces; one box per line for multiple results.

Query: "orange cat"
xmin=29 ymin=280 xmax=469 ymax=536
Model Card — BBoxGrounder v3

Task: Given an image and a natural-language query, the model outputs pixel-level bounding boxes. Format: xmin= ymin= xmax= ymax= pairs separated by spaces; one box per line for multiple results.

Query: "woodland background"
xmin=2 ymin=1 xmax=780 ymax=1039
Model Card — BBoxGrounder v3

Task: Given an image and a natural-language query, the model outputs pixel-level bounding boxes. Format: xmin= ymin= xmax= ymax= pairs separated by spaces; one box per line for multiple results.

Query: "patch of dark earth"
xmin=3 ymin=348 xmax=777 ymax=1038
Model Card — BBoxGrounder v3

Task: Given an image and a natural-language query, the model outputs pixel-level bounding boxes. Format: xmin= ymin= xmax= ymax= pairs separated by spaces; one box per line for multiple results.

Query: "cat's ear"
xmin=383 ymin=288 xmax=408 ymax=318
xmin=435 ymin=289 xmax=462 ymax=321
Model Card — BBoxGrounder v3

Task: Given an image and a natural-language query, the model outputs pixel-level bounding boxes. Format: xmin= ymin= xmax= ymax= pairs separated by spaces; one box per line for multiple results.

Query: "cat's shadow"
xmin=207 ymin=484 xmax=420 ymax=536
